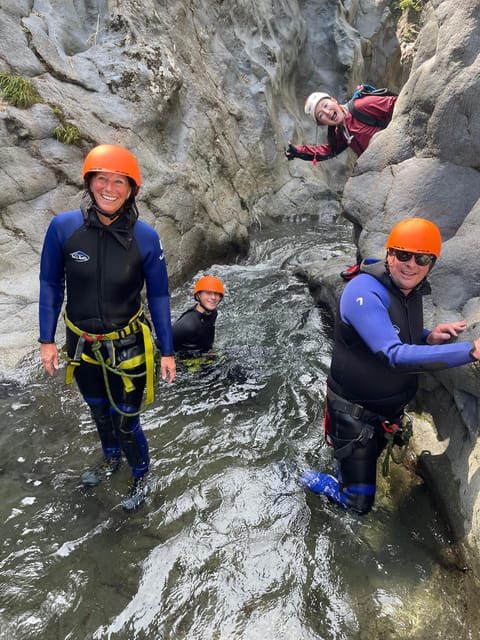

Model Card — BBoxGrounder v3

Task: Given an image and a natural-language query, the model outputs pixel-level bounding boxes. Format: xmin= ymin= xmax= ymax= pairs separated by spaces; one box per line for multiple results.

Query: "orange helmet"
xmin=82 ymin=144 xmax=141 ymax=193
xmin=386 ymin=218 xmax=442 ymax=257
xmin=193 ymin=276 xmax=224 ymax=298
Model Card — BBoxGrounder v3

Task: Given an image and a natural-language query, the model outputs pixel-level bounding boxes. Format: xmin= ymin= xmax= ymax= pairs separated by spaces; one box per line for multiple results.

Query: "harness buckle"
xmin=351 ymin=403 xmax=364 ymax=420
xmin=358 ymin=423 xmax=375 ymax=444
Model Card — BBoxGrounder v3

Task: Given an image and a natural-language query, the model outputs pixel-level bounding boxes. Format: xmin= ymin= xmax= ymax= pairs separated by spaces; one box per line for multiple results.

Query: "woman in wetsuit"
xmin=39 ymin=144 xmax=176 ymax=511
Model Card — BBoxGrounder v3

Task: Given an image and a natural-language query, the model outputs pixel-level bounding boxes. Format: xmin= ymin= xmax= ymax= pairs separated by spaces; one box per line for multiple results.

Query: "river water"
xmin=0 ymin=215 xmax=478 ymax=640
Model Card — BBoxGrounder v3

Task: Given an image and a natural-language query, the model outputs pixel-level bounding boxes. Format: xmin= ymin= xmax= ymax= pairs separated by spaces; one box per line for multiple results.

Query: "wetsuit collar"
xmin=81 ymin=200 xmax=135 ymax=250
xmin=196 ymin=301 xmax=215 ymax=315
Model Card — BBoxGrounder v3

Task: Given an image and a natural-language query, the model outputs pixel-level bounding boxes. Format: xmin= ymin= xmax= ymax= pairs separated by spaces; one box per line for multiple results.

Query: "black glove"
xmin=284 ymin=142 xmax=298 ymax=161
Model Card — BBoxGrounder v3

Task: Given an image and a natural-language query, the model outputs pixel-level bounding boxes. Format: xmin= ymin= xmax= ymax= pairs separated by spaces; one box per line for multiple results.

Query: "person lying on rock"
xmin=300 ymin=217 xmax=480 ymax=515
xmin=285 ymin=89 xmax=397 ymax=280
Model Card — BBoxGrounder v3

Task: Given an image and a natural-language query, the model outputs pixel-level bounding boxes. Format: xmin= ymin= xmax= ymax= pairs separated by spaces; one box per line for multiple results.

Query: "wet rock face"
xmin=339 ymin=1 xmax=480 ymax=559
xmin=0 ymin=0 xmax=398 ymax=372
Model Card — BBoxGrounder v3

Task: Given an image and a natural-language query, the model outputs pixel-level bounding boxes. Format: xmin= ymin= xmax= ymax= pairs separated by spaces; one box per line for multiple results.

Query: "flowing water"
xmin=0 ymin=215 xmax=478 ymax=640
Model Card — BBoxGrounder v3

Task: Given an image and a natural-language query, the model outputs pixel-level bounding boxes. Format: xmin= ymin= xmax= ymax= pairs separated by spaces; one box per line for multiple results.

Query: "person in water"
xmin=39 ymin=144 xmax=176 ymax=511
xmin=300 ymin=217 xmax=480 ymax=515
xmin=285 ymin=90 xmax=397 ymax=280
xmin=172 ymin=276 xmax=224 ymax=354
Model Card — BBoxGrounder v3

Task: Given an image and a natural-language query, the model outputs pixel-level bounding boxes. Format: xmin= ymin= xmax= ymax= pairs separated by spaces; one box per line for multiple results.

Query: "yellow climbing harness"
xmin=179 ymin=353 xmax=223 ymax=373
xmin=61 ymin=307 xmax=158 ymax=414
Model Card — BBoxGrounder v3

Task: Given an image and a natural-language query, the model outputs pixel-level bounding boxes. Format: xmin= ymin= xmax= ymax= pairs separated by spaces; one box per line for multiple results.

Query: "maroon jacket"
xmin=292 ymin=95 xmax=397 ymax=161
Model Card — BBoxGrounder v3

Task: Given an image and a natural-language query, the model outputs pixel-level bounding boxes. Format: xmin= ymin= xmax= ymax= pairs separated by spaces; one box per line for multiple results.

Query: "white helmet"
xmin=304 ymin=92 xmax=331 ymax=123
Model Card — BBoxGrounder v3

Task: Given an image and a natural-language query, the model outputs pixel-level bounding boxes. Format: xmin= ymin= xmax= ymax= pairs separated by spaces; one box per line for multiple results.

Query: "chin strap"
xmin=85 ymin=186 xmax=130 ymax=222
xmin=196 ymin=302 xmax=212 ymax=314
xmin=91 ymin=202 xmax=122 ymax=222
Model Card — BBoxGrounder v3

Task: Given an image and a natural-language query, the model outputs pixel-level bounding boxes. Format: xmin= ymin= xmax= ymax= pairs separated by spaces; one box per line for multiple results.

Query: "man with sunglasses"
xmin=301 ymin=217 xmax=480 ymax=515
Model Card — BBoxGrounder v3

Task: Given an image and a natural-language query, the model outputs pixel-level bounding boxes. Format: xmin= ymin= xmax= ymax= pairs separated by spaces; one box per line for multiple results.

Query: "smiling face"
xmin=89 ymin=172 xmax=132 ymax=222
xmin=387 ymin=251 xmax=430 ymax=295
xmin=314 ymin=97 xmax=345 ymax=126
xmin=195 ymin=290 xmax=223 ymax=314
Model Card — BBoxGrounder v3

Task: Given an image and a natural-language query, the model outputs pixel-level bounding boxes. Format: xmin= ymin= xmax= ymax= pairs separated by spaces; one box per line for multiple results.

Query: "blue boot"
xmin=299 ymin=471 xmax=347 ymax=508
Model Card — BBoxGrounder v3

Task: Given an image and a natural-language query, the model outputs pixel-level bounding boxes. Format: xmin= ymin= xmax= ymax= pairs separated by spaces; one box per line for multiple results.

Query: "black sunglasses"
xmin=388 ymin=248 xmax=435 ymax=266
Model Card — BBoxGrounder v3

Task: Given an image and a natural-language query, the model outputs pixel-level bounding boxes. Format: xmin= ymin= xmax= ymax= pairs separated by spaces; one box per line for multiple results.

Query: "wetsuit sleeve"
xmin=39 ymin=218 xmax=66 ymax=342
xmin=135 ymin=222 xmax=174 ymax=356
xmin=293 ymin=132 xmax=349 ymax=161
xmin=340 ymin=275 xmax=474 ymax=371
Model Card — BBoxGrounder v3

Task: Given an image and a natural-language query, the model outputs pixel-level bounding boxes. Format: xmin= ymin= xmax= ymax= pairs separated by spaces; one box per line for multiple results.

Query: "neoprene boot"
xmin=299 ymin=470 xmax=346 ymax=507
xmin=121 ymin=475 xmax=149 ymax=512
xmin=81 ymin=457 xmax=121 ymax=487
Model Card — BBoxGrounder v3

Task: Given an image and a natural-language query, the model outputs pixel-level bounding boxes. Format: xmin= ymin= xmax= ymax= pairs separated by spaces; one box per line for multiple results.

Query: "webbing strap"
xmin=139 ymin=319 xmax=154 ymax=404
xmin=63 ymin=307 xmax=144 ymax=341
xmin=333 ymin=423 xmax=376 ymax=461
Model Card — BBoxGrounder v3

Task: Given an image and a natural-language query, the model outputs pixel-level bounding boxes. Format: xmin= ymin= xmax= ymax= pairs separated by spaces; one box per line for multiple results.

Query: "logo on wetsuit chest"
xmin=70 ymin=251 xmax=90 ymax=262
xmin=392 ymin=324 xmax=400 ymax=334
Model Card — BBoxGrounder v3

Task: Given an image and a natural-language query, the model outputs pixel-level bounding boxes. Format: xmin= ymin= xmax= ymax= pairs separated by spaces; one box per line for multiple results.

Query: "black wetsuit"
xmin=39 ymin=204 xmax=174 ymax=478
xmin=310 ymin=259 xmax=474 ymax=514
xmin=172 ymin=306 xmax=217 ymax=354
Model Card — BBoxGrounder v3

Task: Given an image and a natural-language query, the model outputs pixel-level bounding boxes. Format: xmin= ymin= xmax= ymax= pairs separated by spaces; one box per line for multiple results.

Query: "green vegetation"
xmin=0 ymin=73 xmax=81 ymax=145
xmin=0 ymin=72 xmax=41 ymax=108
xmin=387 ymin=0 xmax=426 ymax=42
xmin=54 ymin=122 xmax=81 ymax=145
xmin=389 ymin=0 xmax=426 ymax=22
xmin=399 ymin=0 xmax=425 ymax=10
xmin=52 ymin=105 xmax=81 ymax=146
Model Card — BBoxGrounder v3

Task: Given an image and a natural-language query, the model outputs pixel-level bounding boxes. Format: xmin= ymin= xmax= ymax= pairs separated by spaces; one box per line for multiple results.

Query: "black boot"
xmin=121 ymin=475 xmax=149 ymax=511
xmin=81 ymin=457 xmax=121 ymax=487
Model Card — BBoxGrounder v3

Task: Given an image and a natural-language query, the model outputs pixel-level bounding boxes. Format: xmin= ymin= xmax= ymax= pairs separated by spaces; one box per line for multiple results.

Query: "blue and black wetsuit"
xmin=172 ymin=306 xmax=217 ymax=354
xmin=39 ymin=204 xmax=174 ymax=478
xmin=305 ymin=259 xmax=475 ymax=514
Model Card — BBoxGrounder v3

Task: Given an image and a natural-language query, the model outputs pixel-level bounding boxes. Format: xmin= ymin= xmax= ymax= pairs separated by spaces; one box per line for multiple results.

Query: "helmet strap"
xmin=86 ymin=187 xmax=137 ymax=223
xmin=194 ymin=296 xmax=211 ymax=314
xmin=385 ymin=253 xmax=429 ymax=293
xmin=194 ymin=294 xmax=223 ymax=314
xmin=84 ymin=177 xmax=138 ymax=223
xmin=91 ymin=201 xmax=122 ymax=222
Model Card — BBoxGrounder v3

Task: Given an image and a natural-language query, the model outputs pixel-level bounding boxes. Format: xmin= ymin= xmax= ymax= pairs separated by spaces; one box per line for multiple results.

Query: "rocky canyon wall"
xmin=300 ymin=0 xmax=480 ymax=567
xmin=0 ymin=0 xmax=399 ymax=372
